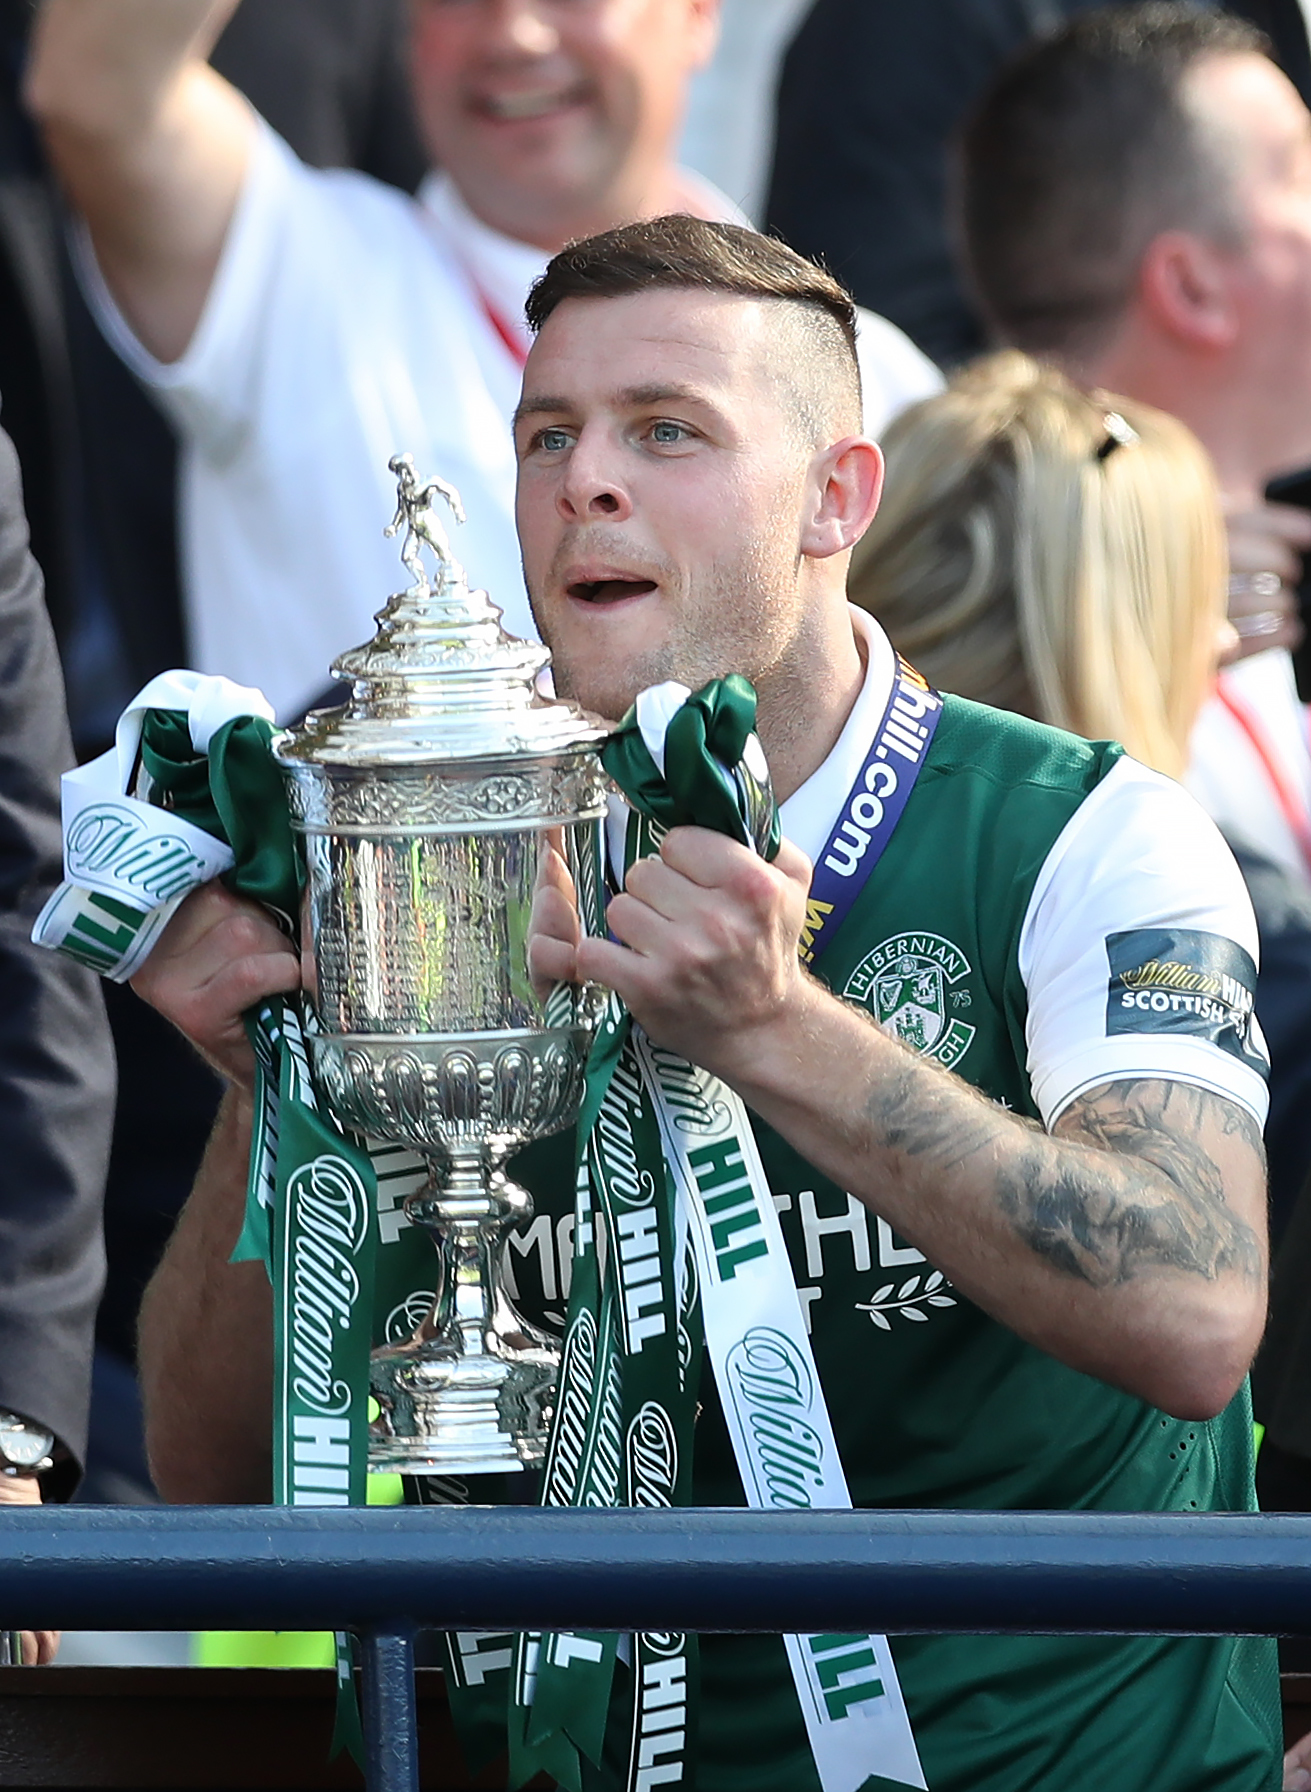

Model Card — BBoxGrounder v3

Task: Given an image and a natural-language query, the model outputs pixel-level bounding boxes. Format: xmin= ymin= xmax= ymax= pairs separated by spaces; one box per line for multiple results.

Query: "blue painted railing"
xmin=1 ymin=1506 xmax=1309 ymax=1791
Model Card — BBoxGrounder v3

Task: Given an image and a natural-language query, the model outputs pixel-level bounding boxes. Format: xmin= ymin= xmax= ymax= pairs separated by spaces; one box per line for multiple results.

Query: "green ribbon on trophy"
xmin=36 ymin=668 xmax=925 ymax=1792
xmin=498 ymin=676 xmax=764 ymax=1788
xmin=489 ymin=673 xmax=924 ymax=1792
xmin=30 ymin=671 xmax=422 ymax=1760
xmin=30 ymin=672 xmax=377 ymax=1517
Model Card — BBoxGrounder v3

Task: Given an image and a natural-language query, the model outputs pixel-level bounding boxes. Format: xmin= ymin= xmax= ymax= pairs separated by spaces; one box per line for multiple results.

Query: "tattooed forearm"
xmin=865 ymin=1055 xmax=1030 ymax=1172
xmin=1001 ymin=1080 xmax=1264 ymax=1288
xmin=863 ymin=1056 xmax=1264 ymax=1290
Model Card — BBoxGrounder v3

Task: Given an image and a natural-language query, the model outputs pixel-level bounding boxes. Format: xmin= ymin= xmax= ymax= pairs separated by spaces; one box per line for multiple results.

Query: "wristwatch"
xmin=0 ymin=1412 xmax=54 ymax=1477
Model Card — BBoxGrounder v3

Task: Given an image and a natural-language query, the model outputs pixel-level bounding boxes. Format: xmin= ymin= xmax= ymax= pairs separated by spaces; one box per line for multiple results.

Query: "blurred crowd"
xmin=4 ymin=0 xmax=1311 ymax=1717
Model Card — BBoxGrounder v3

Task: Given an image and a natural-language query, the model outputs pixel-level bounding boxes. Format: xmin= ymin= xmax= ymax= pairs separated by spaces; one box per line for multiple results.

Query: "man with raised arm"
xmin=129 ymin=218 xmax=1280 ymax=1792
xmin=24 ymin=0 xmax=939 ymax=727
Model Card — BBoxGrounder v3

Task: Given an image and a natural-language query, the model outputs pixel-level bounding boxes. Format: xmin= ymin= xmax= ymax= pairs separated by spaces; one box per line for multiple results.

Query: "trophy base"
xmin=369 ymin=1338 xmax=556 ymax=1478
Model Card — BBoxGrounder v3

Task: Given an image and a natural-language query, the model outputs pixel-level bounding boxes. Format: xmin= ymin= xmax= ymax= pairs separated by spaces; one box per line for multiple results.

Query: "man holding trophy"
xmin=127 ymin=221 xmax=1279 ymax=1792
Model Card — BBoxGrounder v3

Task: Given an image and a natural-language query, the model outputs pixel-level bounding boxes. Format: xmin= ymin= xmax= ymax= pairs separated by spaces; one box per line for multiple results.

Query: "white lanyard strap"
xmin=632 ymin=1032 xmax=926 ymax=1792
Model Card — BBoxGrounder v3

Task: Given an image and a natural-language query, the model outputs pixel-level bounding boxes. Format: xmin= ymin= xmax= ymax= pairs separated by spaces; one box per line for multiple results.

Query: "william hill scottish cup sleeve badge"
xmin=1105 ymin=927 xmax=1267 ymax=1074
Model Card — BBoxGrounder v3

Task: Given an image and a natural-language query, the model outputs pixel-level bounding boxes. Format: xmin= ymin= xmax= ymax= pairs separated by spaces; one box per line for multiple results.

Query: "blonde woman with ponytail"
xmin=849 ymin=351 xmax=1229 ymax=780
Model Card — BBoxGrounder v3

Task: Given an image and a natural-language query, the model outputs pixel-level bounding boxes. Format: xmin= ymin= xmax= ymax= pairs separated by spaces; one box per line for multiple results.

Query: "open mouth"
xmin=476 ymin=85 xmax=590 ymax=124
xmin=567 ymin=578 xmax=658 ymax=604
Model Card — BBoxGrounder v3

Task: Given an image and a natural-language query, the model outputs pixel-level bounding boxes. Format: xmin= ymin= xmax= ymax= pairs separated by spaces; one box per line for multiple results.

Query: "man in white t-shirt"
xmin=26 ymin=0 xmax=940 ymax=725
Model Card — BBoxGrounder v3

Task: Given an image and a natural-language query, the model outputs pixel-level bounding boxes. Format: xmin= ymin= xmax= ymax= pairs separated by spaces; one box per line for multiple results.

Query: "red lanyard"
xmin=473 ymin=284 xmax=529 ymax=369
xmin=419 ymin=200 xmax=532 ymax=368
xmin=1214 ymin=674 xmax=1311 ymax=872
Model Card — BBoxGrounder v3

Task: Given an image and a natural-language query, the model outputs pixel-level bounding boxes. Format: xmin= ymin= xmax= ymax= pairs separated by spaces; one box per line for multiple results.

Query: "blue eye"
xmin=538 ymin=428 xmax=572 ymax=453
xmin=650 ymin=421 xmax=688 ymax=444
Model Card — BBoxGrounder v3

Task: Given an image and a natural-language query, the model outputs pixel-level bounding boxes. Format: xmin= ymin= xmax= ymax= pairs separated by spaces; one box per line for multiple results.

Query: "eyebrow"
xmin=512 ymin=382 xmax=716 ymax=428
xmin=512 ymin=396 xmax=570 ymax=428
xmin=618 ymin=382 xmax=711 ymax=409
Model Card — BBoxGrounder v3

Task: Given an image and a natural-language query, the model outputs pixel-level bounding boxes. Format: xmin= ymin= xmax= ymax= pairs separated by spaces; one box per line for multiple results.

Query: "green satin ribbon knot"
xmin=139 ymin=710 xmax=302 ymax=925
xmin=601 ymin=673 xmax=781 ymax=861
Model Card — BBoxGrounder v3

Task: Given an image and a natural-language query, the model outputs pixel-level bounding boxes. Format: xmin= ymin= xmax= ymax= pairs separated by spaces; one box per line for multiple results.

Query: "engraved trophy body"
xmin=275 ymin=456 xmax=610 ymax=1476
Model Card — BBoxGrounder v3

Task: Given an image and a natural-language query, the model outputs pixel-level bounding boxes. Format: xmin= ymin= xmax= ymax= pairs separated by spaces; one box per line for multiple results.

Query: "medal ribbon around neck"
xmin=800 ymin=656 xmax=942 ymax=968
xmin=501 ymin=670 xmax=932 ymax=1792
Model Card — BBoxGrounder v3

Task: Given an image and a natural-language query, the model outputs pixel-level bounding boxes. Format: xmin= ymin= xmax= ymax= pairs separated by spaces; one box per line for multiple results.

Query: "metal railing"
xmin=2 ymin=1505 xmax=1309 ymax=1791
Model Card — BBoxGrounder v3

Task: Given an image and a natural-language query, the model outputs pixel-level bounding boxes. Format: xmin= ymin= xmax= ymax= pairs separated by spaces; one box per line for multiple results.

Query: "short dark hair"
xmin=525 ymin=214 xmax=862 ymax=437
xmin=960 ymin=3 xmax=1269 ymax=359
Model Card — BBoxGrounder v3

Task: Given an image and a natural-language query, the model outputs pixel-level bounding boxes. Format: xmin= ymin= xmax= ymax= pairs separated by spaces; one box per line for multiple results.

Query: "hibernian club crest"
xmin=844 ymin=931 xmax=977 ymax=1069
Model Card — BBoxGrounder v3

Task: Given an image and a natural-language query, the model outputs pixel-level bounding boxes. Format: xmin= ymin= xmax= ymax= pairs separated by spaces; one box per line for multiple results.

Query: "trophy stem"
xmin=368 ymin=1151 xmax=560 ymax=1477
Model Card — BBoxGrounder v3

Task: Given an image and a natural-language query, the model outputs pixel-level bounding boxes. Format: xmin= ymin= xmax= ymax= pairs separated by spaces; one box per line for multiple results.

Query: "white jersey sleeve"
xmin=1018 ymin=755 xmax=1269 ymax=1130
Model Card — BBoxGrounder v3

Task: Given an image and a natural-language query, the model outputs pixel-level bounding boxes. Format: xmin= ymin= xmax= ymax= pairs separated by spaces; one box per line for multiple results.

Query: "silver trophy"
xmin=275 ymin=455 xmax=610 ymax=1477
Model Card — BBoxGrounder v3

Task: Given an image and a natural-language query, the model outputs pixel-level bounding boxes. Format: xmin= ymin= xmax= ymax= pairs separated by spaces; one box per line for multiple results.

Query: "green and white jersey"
xmin=506 ymin=608 xmax=1280 ymax=1792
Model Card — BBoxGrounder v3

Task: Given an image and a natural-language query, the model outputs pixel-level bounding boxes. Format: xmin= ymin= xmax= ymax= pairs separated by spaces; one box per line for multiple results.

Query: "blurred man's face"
xmin=513 ymin=289 xmax=834 ymax=723
xmin=409 ymin=0 xmax=719 ymax=250
xmin=1187 ymin=51 xmax=1311 ymax=478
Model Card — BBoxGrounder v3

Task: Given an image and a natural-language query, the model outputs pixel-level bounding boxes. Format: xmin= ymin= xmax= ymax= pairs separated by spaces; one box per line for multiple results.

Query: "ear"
xmin=800 ymin=437 xmax=885 ymax=561
xmin=1137 ymin=229 xmax=1242 ymax=353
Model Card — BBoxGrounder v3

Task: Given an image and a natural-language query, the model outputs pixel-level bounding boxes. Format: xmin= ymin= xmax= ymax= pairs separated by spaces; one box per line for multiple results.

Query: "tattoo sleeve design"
xmin=1002 ymin=1079 xmax=1264 ymax=1287
xmin=865 ymin=1062 xmax=1264 ymax=1288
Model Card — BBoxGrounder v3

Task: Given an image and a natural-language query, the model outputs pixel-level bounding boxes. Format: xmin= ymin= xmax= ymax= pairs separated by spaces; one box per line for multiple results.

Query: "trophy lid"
xmin=276 ymin=455 xmax=610 ymax=768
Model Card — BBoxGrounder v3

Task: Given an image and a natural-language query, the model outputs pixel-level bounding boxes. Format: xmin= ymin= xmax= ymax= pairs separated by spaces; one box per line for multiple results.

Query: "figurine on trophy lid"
xmin=275 ymin=453 xmax=611 ymax=1477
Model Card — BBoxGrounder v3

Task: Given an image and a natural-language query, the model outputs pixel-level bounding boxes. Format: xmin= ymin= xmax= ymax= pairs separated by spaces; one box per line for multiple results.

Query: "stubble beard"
xmin=547 ymin=616 xmax=692 ymax=722
xmin=532 ymin=524 xmax=803 ymax=724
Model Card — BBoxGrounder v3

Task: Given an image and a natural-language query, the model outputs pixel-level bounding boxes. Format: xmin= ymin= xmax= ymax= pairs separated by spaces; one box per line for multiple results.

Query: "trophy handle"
xmin=368 ymin=1152 xmax=560 ymax=1477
